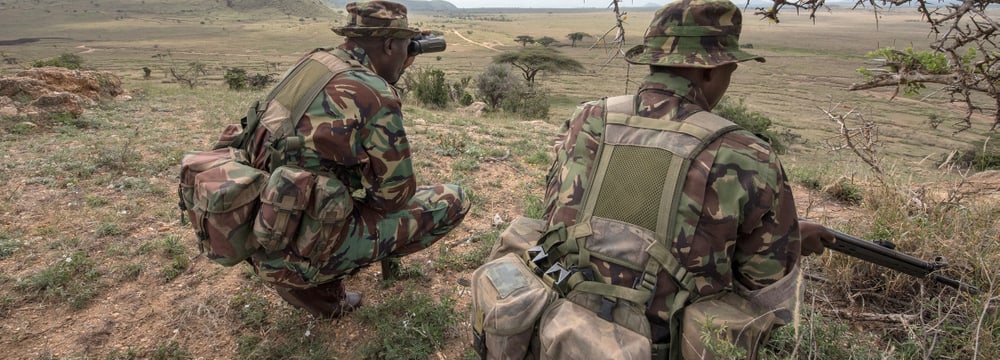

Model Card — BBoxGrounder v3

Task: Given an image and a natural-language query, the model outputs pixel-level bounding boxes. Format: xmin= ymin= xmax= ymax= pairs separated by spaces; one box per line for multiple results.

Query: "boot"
xmin=274 ymin=281 xmax=362 ymax=318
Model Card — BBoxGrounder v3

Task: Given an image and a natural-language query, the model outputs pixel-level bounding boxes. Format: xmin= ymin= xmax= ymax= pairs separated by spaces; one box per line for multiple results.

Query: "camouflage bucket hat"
xmin=331 ymin=1 xmax=420 ymax=39
xmin=624 ymin=0 xmax=764 ymax=68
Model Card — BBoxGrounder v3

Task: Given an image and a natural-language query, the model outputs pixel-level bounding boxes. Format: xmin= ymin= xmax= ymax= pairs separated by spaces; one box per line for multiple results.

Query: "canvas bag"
xmin=473 ymin=95 xmax=800 ymax=359
xmin=178 ymin=49 xmax=361 ymax=266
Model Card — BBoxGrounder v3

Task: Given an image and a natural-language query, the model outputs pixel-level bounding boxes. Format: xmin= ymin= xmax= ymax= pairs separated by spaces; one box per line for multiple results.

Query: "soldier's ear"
xmin=382 ymin=37 xmax=405 ymax=57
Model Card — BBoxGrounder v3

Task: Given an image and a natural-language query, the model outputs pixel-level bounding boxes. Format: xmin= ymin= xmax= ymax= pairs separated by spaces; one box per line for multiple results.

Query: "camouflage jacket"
xmin=293 ymin=42 xmax=416 ymax=214
xmin=542 ymin=71 xmax=801 ymax=335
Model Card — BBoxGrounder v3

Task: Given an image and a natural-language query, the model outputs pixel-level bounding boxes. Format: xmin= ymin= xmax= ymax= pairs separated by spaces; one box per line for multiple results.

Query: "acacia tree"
xmin=514 ymin=35 xmax=535 ymax=47
xmin=536 ymin=36 xmax=558 ymax=47
xmin=492 ymin=47 xmax=584 ymax=84
xmin=566 ymin=32 xmax=591 ymax=47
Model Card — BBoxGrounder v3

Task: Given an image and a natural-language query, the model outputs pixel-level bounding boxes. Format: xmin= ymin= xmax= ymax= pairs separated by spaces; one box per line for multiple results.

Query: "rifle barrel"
xmin=824 ymin=228 xmax=979 ymax=294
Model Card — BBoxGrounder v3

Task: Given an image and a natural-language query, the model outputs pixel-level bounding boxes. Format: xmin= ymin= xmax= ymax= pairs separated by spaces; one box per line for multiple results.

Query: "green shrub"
xmin=32 ymin=53 xmax=84 ymax=69
xmin=247 ymin=73 xmax=275 ymax=90
xmin=150 ymin=340 xmax=193 ymax=360
xmin=476 ymin=63 xmax=526 ymax=109
xmin=501 ymin=86 xmax=550 ymax=119
xmin=224 ymin=67 xmax=248 ymax=90
xmin=714 ymin=97 xmax=787 ymax=154
xmin=459 ymin=93 xmax=474 ymax=106
xmin=825 ymin=177 xmax=864 ymax=205
xmin=952 ymin=137 xmax=1000 ymax=171
xmin=973 ymin=152 xmax=1000 ymax=170
xmin=451 ymin=76 xmax=473 ymax=106
xmin=411 ymin=67 xmax=449 ymax=108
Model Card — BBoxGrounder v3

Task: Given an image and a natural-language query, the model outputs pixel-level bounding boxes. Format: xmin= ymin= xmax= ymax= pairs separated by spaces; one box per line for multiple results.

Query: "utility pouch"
xmin=212 ymin=123 xmax=244 ymax=149
xmin=537 ymin=291 xmax=651 ymax=360
xmin=680 ymin=292 xmax=777 ymax=360
xmin=253 ymin=166 xmax=314 ymax=252
xmin=488 ymin=216 xmax=548 ymax=262
xmin=293 ymin=173 xmax=353 ymax=259
xmin=472 ymin=253 xmax=558 ymax=360
xmin=179 ymin=147 xmax=268 ymax=266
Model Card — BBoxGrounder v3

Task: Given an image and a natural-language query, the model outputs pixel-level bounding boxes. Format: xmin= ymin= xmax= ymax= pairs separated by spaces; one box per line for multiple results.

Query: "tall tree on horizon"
xmin=492 ymin=47 xmax=584 ymax=84
xmin=566 ymin=32 xmax=590 ymax=47
xmin=514 ymin=35 xmax=535 ymax=47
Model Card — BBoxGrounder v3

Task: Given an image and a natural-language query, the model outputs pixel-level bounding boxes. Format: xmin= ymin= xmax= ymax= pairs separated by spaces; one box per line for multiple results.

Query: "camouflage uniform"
xmin=251 ymin=1 xmax=469 ymax=315
xmin=542 ymin=0 xmax=800 ymax=343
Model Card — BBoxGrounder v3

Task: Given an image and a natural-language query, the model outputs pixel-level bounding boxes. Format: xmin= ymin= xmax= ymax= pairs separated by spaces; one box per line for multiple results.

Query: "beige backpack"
xmin=471 ymin=95 xmax=801 ymax=360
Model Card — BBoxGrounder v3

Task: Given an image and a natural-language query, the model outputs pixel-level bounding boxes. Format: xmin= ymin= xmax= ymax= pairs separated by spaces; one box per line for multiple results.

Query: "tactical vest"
xmin=530 ymin=95 xmax=740 ymax=359
xmin=178 ymin=49 xmax=365 ymax=267
xmin=473 ymin=95 xmax=798 ymax=360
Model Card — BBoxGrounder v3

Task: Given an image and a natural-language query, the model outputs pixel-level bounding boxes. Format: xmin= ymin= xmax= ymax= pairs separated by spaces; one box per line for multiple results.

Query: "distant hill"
xmin=322 ymin=0 xmax=458 ymax=12
xmin=222 ymin=0 xmax=337 ymax=17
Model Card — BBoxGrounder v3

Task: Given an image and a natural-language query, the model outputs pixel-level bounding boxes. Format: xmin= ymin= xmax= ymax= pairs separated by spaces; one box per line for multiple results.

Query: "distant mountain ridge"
xmin=223 ymin=0 xmax=337 ymax=17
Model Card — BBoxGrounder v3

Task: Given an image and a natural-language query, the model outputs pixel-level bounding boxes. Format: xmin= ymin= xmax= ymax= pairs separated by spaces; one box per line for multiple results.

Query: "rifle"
xmin=822 ymin=227 xmax=980 ymax=294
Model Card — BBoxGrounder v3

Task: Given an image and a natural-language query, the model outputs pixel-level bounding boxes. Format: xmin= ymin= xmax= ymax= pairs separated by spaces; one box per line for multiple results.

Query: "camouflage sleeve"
xmin=306 ymin=70 xmax=416 ymax=214
xmin=714 ymin=131 xmax=800 ymax=290
xmin=354 ymin=72 xmax=416 ymax=213
xmin=542 ymin=101 xmax=605 ymax=226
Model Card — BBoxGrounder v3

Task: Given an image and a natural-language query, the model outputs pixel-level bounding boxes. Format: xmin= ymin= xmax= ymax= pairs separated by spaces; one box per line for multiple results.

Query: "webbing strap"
xmin=573 ymin=280 xmax=651 ymax=305
xmin=264 ymin=195 xmax=297 ymax=246
xmin=257 ymin=49 xmax=364 ymax=170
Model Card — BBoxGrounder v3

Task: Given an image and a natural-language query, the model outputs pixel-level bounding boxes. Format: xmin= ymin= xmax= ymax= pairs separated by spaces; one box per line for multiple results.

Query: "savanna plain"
xmin=0 ymin=1 xmax=998 ymax=359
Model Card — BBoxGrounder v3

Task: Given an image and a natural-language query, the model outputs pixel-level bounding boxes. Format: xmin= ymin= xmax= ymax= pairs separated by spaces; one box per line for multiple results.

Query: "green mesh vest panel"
xmin=592 ymin=146 xmax=671 ymax=232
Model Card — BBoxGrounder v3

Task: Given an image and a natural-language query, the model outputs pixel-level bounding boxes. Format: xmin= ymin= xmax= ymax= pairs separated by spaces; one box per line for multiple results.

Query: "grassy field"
xmin=1 ymin=1 xmax=998 ymax=359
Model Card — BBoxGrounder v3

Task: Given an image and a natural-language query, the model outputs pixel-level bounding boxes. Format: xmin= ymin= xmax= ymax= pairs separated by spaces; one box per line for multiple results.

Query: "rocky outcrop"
xmin=0 ymin=67 xmax=123 ymax=118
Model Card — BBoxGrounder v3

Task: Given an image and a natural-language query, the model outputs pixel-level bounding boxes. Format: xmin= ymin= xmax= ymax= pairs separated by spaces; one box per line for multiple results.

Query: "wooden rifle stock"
xmin=824 ymin=228 xmax=979 ymax=294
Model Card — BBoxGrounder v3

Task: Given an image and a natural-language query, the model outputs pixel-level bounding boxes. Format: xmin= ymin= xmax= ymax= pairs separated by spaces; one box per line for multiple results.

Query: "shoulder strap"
xmin=232 ymin=49 xmax=364 ymax=170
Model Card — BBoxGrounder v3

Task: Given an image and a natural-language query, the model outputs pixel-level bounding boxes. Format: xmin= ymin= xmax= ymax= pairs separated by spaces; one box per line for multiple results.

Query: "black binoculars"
xmin=408 ymin=34 xmax=447 ymax=56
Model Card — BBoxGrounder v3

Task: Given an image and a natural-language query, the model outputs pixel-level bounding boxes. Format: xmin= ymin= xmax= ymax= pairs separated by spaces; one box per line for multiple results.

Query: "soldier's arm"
xmin=318 ymin=70 xmax=418 ymax=214
xmin=360 ymin=94 xmax=416 ymax=214
xmin=720 ymin=132 xmax=801 ymax=289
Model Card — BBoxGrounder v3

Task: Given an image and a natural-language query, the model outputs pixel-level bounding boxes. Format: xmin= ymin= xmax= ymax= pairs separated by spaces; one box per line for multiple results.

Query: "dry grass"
xmin=1 ymin=1 xmax=998 ymax=359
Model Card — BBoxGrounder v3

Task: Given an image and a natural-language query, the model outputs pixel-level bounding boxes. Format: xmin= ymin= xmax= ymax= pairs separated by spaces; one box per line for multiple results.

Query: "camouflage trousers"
xmin=252 ymin=184 xmax=469 ymax=289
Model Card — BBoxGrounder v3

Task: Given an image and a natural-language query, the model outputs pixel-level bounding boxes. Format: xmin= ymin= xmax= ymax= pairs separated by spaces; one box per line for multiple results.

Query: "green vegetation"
xmin=0 ymin=4 xmax=997 ymax=359
xmin=536 ymin=36 xmax=557 ymax=47
xmin=492 ymin=47 xmax=584 ymax=84
xmin=357 ymin=290 xmax=459 ymax=359
xmin=151 ymin=340 xmax=193 ymax=360
xmin=858 ymin=47 xmax=975 ymax=96
xmin=0 ymin=230 xmax=23 ymax=259
xmin=436 ymin=229 xmax=500 ymax=271
xmin=410 ymin=67 xmax=449 ymax=108
xmin=714 ymin=97 xmax=790 ymax=154
xmin=16 ymin=251 xmax=102 ymax=309
xmin=32 ymin=53 xmax=84 ymax=69
xmin=476 ymin=63 xmax=523 ymax=110
xmin=566 ymin=32 xmax=590 ymax=47
xmin=514 ymin=35 xmax=535 ymax=47
xmin=225 ymin=67 xmax=276 ymax=91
